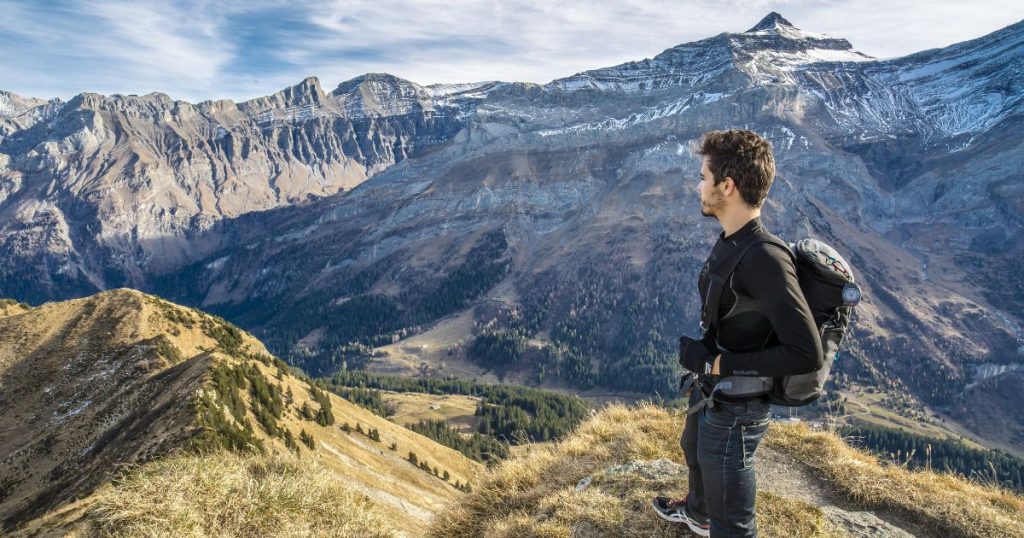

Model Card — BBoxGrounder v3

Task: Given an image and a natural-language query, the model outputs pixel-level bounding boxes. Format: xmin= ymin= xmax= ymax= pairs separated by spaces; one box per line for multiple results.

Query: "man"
xmin=652 ymin=129 xmax=824 ymax=537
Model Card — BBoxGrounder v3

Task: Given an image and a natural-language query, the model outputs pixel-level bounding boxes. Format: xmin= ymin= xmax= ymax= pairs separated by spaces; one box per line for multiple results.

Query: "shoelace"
xmin=666 ymin=497 xmax=686 ymax=509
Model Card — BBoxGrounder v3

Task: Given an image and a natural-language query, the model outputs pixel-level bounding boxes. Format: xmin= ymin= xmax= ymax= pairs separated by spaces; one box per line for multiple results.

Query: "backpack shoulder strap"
xmin=759 ymin=235 xmax=796 ymax=264
xmin=701 ymin=229 xmax=796 ymax=338
xmin=702 ymin=235 xmax=768 ymax=337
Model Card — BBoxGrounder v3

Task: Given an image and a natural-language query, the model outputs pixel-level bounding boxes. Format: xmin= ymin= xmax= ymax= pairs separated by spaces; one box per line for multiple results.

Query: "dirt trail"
xmin=756 ymin=445 xmax=932 ymax=537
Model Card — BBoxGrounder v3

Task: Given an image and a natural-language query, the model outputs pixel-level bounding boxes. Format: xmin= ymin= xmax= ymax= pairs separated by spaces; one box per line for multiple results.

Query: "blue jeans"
xmin=680 ymin=390 xmax=771 ymax=537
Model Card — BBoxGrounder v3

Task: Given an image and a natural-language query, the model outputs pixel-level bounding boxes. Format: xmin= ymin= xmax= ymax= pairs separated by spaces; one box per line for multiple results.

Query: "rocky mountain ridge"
xmin=2 ymin=12 xmax=1023 ymax=451
xmin=0 ymin=74 xmax=489 ymax=300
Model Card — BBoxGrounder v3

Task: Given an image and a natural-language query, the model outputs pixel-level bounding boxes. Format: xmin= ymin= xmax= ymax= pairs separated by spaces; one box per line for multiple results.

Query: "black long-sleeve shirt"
xmin=698 ymin=216 xmax=824 ymax=378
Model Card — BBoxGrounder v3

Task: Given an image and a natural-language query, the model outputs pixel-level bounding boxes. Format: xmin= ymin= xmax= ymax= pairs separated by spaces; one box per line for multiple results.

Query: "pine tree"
xmin=315 ymin=406 xmax=332 ymax=426
xmin=284 ymin=428 xmax=299 ymax=454
xmin=299 ymin=429 xmax=316 ymax=450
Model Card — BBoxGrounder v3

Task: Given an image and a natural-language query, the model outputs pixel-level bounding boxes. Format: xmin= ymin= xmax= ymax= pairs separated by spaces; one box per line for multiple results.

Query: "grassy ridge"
xmin=89 ymin=451 xmax=397 ymax=537
xmin=840 ymin=423 xmax=1024 ymax=493
xmin=428 ymin=403 xmax=838 ymax=538
xmin=430 ymin=403 xmax=1024 ymax=538
xmin=768 ymin=422 xmax=1024 ymax=537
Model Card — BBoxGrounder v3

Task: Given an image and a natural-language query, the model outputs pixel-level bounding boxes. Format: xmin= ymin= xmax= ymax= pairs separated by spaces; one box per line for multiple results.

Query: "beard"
xmin=700 ymin=192 xmax=725 ymax=217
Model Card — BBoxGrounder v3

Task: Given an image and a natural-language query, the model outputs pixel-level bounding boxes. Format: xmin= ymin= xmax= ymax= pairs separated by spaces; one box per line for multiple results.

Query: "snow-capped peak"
xmin=728 ymin=11 xmax=875 ymax=80
xmin=738 ymin=12 xmax=849 ymax=45
xmin=544 ymin=12 xmax=874 ymax=94
xmin=746 ymin=11 xmax=795 ymax=33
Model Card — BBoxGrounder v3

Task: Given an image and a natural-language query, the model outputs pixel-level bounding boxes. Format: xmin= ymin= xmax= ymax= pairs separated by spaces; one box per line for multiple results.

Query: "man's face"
xmin=698 ymin=157 xmax=726 ymax=217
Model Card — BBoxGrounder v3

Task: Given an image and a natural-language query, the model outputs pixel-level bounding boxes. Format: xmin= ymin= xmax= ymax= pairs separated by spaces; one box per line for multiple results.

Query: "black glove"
xmin=679 ymin=335 xmax=717 ymax=375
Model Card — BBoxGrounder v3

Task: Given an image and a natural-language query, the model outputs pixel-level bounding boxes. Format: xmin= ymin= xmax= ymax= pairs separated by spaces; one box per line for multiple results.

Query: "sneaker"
xmin=651 ymin=496 xmax=710 ymax=537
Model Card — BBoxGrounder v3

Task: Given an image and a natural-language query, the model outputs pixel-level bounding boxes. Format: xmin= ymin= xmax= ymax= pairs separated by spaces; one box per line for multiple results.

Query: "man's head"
xmin=695 ymin=129 xmax=775 ymax=217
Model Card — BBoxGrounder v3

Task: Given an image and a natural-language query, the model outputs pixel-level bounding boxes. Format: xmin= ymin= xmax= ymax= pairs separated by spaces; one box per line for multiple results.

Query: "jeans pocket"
xmin=702 ymin=405 xmax=737 ymax=430
xmin=736 ymin=400 xmax=770 ymax=426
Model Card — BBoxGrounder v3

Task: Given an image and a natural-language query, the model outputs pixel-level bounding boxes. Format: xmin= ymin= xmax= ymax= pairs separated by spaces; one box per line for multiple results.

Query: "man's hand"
xmin=679 ymin=336 xmax=718 ymax=374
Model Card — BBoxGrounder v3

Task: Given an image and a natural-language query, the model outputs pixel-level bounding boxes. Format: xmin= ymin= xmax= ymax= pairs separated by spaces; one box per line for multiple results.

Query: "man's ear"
xmin=721 ymin=176 xmax=736 ymax=196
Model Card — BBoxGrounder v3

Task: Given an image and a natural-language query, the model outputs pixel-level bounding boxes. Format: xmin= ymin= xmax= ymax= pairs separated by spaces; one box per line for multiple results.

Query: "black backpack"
xmin=696 ymin=233 xmax=861 ymax=407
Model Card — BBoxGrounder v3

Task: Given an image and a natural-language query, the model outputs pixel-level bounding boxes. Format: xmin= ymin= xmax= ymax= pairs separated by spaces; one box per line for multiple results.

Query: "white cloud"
xmin=0 ymin=0 xmax=1021 ymax=102
xmin=298 ymin=0 xmax=1024 ymax=88
xmin=0 ymin=0 xmax=241 ymax=100
xmin=780 ymin=0 xmax=1024 ymax=59
xmin=81 ymin=1 xmax=232 ymax=90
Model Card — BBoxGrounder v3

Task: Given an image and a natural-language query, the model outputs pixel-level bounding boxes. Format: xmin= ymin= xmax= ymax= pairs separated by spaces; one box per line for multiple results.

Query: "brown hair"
xmin=696 ymin=129 xmax=775 ymax=208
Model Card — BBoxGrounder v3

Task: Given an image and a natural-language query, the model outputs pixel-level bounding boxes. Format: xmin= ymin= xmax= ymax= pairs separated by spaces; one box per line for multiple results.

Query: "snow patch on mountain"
xmin=0 ymin=93 xmax=15 ymax=117
xmin=423 ymin=81 xmax=499 ymax=98
xmin=537 ymin=91 xmax=728 ymax=137
xmin=546 ymin=42 xmax=735 ymax=94
xmin=890 ymin=30 xmax=1024 ymax=137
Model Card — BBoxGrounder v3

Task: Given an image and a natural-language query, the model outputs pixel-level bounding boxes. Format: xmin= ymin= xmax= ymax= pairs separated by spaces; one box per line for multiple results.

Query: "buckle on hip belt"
xmin=686 ymin=380 xmax=733 ymax=416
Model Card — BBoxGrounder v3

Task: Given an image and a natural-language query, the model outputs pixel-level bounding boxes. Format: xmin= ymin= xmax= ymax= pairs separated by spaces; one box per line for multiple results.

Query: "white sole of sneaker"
xmin=650 ymin=499 xmax=710 ymax=537
xmin=685 ymin=521 xmax=711 ymax=537
xmin=651 ymin=501 xmax=686 ymax=523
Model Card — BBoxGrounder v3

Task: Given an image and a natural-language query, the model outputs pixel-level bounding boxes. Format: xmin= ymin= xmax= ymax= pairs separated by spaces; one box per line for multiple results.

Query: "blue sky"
xmin=2 ymin=0 xmax=1023 ymax=103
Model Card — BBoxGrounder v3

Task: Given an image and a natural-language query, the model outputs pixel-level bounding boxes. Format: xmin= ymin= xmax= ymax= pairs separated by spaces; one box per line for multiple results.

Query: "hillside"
xmin=0 ymin=289 xmax=481 ymax=536
xmin=430 ymin=403 xmax=1024 ymax=538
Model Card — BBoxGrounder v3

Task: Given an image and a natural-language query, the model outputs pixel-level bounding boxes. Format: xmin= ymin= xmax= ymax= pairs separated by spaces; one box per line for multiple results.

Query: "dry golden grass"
xmin=89 ymin=450 xmax=399 ymax=538
xmin=428 ymin=403 xmax=837 ymax=538
xmin=766 ymin=422 xmax=1024 ymax=538
xmin=242 ymin=357 xmax=481 ymax=502
xmin=0 ymin=297 xmax=30 ymax=318
xmin=756 ymin=492 xmax=838 ymax=537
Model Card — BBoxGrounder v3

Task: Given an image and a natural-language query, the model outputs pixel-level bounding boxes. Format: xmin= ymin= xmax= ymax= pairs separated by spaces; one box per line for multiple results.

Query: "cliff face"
xmin=0 ymin=75 xmax=484 ymax=300
xmin=0 ymin=91 xmax=63 ymax=142
xmin=2 ymin=14 xmax=1023 ymax=449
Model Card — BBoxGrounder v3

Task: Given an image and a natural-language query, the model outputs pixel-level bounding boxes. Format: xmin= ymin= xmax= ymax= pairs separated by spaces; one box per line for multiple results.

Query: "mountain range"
xmin=1 ymin=12 xmax=1022 ymax=451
